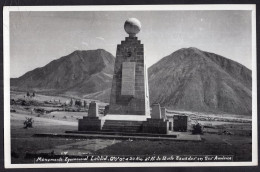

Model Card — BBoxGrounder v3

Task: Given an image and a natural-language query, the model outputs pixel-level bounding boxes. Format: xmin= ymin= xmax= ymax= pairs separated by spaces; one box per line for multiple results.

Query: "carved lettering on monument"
xmin=121 ymin=62 xmax=136 ymax=96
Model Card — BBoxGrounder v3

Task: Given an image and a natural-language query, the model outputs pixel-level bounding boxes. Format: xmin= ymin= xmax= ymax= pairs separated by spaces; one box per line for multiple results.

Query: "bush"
xmin=21 ymin=100 xmax=27 ymax=106
xmin=192 ymin=123 xmax=203 ymax=135
xmin=34 ymin=108 xmax=45 ymax=114
xmin=23 ymin=117 xmax=34 ymax=129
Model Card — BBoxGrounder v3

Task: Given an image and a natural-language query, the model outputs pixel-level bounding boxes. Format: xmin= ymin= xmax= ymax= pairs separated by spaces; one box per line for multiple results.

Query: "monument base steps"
xmin=78 ymin=116 xmax=169 ymax=134
xmin=102 ymin=120 xmax=143 ymax=133
xmin=102 ymin=114 xmax=149 ymax=121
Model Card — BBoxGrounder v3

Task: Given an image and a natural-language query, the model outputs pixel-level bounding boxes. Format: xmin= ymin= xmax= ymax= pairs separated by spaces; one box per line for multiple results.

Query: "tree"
xmin=32 ymin=92 xmax=35 ymax=97
xmin=26 ymin=92 xmax=30 ymax=97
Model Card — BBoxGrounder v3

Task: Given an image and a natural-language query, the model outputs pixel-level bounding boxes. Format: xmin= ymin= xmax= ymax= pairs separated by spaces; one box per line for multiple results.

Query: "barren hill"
xmin=11 ymin=49 xmax=115 ymax=102
xmin=11 ymin=47 xmax=252 ymax=115
xmin=148 ymin=47 xmax=252 ymax=115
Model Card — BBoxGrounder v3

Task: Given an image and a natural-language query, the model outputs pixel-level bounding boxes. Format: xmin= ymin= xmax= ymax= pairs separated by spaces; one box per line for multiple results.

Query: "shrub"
xmin=192 ymin=123 xmax=203 ymax=135
xmin=23 ymin=117 xmax=34 ymax=129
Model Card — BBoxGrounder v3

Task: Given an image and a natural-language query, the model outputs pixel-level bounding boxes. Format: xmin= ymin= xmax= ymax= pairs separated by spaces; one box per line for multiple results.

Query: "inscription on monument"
xmin=121 ymin=62 xmax=136 ymax=96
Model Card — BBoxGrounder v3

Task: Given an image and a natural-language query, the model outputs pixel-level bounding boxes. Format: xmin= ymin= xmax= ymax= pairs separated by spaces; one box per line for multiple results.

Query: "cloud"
xmin=96 ymin=36 xmax=105 ymax=41
xmin=82 ymin=41 xmax=89 ymax=47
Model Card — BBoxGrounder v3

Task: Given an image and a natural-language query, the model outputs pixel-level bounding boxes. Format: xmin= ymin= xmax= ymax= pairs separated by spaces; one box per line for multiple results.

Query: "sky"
xmin=10 ymin=10 xmax=252 ymax=78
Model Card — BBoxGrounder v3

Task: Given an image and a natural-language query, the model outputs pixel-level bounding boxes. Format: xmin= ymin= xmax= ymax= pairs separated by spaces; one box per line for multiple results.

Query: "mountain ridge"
xmin=148 ymin=47 xmax=251 ymax=115
xmin=11 ymin=49 xmax=115 ymax=102
xmin=11 ymin=47 xmax=252 ymax=115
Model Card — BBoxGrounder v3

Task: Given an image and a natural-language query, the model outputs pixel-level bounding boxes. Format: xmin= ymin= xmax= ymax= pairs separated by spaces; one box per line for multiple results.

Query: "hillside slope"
xmin=148 ymin=47 xmax=252 ymax=115
xmin=11 ymin=49 xmax=115 ymax=102
xmin=11 ymin=47 xmax=252 ymax=115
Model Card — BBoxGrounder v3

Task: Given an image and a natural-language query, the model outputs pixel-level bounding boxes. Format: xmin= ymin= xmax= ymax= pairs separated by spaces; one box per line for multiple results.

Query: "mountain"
xmin=148 ymin=47 xmax=252 ymax=115
xmin=11 ymin=49 xmax=115 ymax=102
xmin=11 ymin=47 xmax=252 ymax=115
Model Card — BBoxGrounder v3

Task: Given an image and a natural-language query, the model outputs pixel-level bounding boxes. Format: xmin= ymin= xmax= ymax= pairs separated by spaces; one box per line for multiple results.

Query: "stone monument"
xmin=88 ymin=101 xmax=99 ymax=117
xmin=78 ymin=18 xmax=169 ymax=134
xmin=105 ymin=18 xmax=150 ymax=120
xmin=151 ymin=103 xmax=161 ymax=119
xmin=160 ymin=107 xmax=166 ymax=119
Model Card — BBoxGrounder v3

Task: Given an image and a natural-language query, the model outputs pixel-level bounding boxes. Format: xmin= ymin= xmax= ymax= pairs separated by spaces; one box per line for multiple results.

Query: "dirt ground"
xmin=10 ymin=112 xmax=252 ymax=163
xmin=11 ymin=113 xmax=79 ymax=164
xmin=9 ymin=92 xmax=253 ymax=164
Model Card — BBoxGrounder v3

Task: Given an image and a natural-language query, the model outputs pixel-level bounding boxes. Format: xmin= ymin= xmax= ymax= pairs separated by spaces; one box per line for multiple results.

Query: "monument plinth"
xmin=78 ymin=101 xmax=102 ymax=131
xmin=107 ymin=18 xmax=150 ymax=119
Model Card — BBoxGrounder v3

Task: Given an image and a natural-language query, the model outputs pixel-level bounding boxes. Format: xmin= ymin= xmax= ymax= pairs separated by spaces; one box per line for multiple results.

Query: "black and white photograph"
xmin=3 ymin=5 xmax=257 ymax=168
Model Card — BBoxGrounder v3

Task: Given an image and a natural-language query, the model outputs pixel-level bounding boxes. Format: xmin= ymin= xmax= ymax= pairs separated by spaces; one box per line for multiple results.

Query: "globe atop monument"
xmin=124 ymin=18 xmax=141 ymax=37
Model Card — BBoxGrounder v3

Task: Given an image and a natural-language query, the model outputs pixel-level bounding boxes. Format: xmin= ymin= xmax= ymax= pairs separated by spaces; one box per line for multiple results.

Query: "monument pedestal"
xmin=141 ymin=103 xmax=169 ymax=134
xmin=142 ymin=119 xmax=169 ymax=134
xmin=78 ymin=101 xmax=103 ymax=131
xmin=78 ymin=117 xmax=102 ymax=131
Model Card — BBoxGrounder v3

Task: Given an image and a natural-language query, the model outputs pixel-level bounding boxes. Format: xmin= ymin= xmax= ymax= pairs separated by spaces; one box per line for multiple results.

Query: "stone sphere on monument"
xmin=124 ymin=18 xmax=141 ymax=37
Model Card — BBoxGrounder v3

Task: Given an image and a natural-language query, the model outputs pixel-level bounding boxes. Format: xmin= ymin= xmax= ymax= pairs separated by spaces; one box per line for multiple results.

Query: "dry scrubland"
xmin=10 ymin=92 xmax=252 ymax=163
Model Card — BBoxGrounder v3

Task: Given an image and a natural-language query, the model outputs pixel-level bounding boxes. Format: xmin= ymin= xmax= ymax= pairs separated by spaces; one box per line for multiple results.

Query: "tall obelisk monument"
xmin=107 ymin=18 xmax=150 ymax=119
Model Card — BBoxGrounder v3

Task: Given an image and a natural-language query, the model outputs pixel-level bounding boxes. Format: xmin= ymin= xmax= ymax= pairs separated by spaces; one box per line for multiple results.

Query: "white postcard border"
xmin=3 ymin=4 xmax=257 ymax=168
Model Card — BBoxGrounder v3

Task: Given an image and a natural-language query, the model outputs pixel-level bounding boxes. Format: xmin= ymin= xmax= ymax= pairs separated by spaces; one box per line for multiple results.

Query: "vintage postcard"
xmin=3 ymin=5 xmax=257 ymax=168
